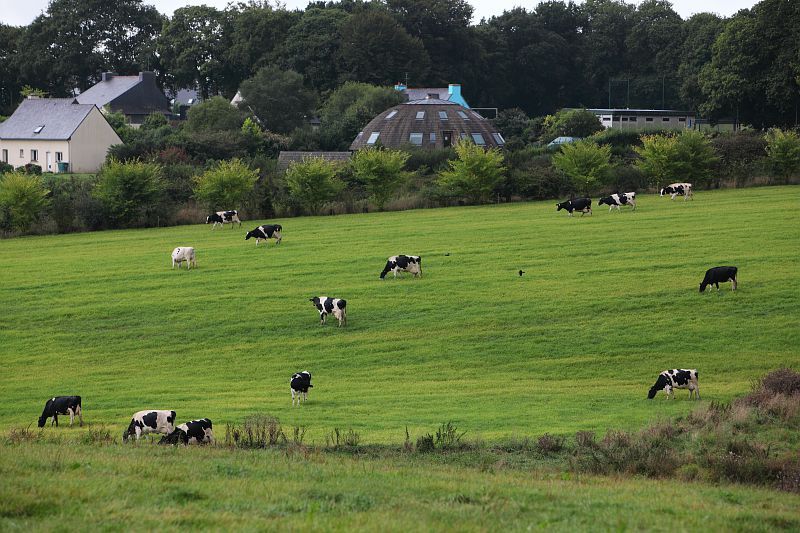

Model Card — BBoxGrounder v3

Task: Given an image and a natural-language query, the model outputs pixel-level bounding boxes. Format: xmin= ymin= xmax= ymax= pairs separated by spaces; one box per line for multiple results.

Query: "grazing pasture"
xmin=0 ymin=186 xmax=798 ymax=442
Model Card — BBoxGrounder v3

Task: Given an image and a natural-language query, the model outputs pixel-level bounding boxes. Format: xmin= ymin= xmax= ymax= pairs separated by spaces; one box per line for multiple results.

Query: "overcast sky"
xmin=0 ymin=0 xmax=760 ymax=27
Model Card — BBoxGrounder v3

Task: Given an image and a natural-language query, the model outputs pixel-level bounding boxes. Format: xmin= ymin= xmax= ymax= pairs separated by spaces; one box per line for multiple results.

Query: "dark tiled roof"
xmin=277 ymin=151 xmax=352 ymax=172
xmin=349 ymin=101 xmax=502 ymax=150
xmin=76 ymin=77 xmax=140 ymax=107
xmin=76 ymin=73 xmax=170 ymax=115
xmin=0 ymin=98 xmax=95 ymax=140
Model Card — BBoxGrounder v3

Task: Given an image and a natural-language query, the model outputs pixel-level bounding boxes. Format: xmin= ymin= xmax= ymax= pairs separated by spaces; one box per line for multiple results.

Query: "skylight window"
xmin=492 ymin=133 xmax=505 ymax=145
xmin=472 ymin=111 xmax=484 ymax=119
xmin=33 ymin=125 xmax=44 ymax=134
xmin=409 ymin=133 xmax=423 ymax=146
xmin=385 ymin=110 xmax=398 ymax=119
xmin=471 ymin=133 xmax=485 ymax=145
xmin=438 ymin=111 xmax=448 ymax=121
xmin=457 ymin=111 xmax=469 ymax=120
xmin=430 ymin=132 xmax=436 ymax=142
xmin=367 ymin=132 xmax=380 ymax=145
xmin=416 ymin=111 xmax=425 ymax=120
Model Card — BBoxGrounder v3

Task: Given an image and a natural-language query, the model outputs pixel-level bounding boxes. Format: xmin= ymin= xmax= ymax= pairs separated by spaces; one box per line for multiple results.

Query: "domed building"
xmin=350 ymin=99 xmax=505 ymax=150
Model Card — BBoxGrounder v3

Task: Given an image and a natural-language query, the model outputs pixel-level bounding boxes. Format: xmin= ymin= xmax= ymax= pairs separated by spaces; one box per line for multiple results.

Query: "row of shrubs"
xmin=1 ymin=126 xmax=798 ymax=237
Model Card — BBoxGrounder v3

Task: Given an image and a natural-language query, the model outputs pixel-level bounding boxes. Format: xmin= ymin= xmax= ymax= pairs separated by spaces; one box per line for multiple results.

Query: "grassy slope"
xmin=0 ymin=186 xmax=798 ymax=444
xmin=1 ymin=442 xmax=799 ymax=531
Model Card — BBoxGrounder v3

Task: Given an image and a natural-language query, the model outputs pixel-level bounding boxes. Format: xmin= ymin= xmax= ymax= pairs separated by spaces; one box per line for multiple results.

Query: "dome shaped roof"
xmin=350 ymin=99 xmax=505 ymax=150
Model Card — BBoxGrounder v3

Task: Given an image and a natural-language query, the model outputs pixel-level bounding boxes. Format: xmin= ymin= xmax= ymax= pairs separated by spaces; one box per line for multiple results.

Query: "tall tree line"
xmin=1 ymin=0 xmax=798 ymax=127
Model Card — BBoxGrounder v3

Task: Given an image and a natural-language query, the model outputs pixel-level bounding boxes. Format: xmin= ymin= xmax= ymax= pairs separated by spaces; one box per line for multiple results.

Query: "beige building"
xmin=588 ymin=108 xmax=696 ymax=130
xmin=0 ymin=97 xmax=122 ymax=173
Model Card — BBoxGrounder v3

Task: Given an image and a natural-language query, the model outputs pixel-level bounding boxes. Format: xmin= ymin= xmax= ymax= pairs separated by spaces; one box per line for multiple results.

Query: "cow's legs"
xmin=52 ymin=414 xmax=58 ymax=426
xmin=77 ymin=405 xmax=83 ymax=426
xmin=68 ymin=408 xmax=75 ymax=426
xmin=731 ymin=277 xmax=737 ymax=290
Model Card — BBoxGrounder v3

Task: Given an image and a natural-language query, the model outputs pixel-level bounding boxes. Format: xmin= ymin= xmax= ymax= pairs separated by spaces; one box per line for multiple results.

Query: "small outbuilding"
xmin=350 ymin=99 xmax=505 ymax=150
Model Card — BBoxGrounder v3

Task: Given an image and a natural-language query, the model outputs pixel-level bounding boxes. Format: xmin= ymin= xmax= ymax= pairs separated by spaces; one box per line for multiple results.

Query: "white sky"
xmin=0 ymin=0 xmax=760 ymax=27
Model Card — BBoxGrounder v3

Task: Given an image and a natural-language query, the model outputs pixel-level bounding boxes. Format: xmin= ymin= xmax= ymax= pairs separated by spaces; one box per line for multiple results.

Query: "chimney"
xmin=101 ymin=72 xmax=116 ymax=82
xmin=448 ymin=84 xmax=462 ymax=99
xmin=139 ymin=71 xmax=155 ymax=83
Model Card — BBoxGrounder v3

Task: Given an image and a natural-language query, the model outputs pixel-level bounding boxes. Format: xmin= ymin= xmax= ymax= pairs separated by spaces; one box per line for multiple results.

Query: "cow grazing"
xmin=160 ymin=418 xmax=214 ymax=445
xmin=171 ymin=247 xmax=196 ymax=269
xmin=206 ymin=210 xmax=241 ymax=229
xmin=290 ymin=371 xmax=313 ymax=406
xmin=660 ymin=183 xmax=693 ymax=200
xmin=556 ymin=198 xmax=592 ymax=217
xmin=123 ymin=410 xmax=176 ymax=441
xmin=648 ymin=369 xmax=700 ymax=400
xmin=245 ymin=224 xmax=283 ymax=246
xmin=700 ymin=266 xmax=738 ymax=292
xmin=598 ymin=192 xmax=636 ymax=212
xmin=309 ymin=296 xmax=347 ymax=327
xmin=380 ymin=255 xmax=422 ymax=279
xmin=38 ymin=396 xmax=82 ymax=427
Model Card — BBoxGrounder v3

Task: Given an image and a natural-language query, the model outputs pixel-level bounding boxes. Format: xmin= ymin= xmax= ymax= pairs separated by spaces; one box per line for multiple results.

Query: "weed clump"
xmin=536 ymin=433 xmax=565 ymax=455
xmin=225 ymin=414 xmax=286 ymax=448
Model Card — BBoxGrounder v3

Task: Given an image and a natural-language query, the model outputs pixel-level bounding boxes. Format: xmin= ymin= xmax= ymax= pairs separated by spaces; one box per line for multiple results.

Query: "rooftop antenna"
xmin=404 ymin=72 xmax=409 ymax=87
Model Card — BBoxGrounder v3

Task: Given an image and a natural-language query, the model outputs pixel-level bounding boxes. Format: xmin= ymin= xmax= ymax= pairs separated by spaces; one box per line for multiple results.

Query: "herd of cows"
xmin=33 ymin=183 xmax=738 ymax=445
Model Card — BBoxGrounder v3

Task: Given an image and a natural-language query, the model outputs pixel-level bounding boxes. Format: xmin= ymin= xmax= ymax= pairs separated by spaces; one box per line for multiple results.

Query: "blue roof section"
xmin=395 ymin=84 xmax=470 ymax=108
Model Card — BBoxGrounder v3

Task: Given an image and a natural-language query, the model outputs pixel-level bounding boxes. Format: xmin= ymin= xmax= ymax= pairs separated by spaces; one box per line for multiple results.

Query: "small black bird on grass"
xmin=518 ymin=270 xmax=525 ymax=277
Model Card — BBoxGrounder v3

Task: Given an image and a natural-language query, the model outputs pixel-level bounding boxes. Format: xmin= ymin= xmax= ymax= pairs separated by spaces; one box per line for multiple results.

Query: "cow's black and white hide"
xmin=123 ymin=410 xmax=176 ymax=441
xmin=160 ymin=418 xmax=214 ymax=445
xmin=380 ymin=255 xmax=422 ymax=279
xmin=206 ymin=210 xmax=241 ymax=229
xmin=660 ymin=183 xmax=693 ymax=200
xmin=171 ymin=247 xmax=196 ymax=269
xmin=309 ymin=296 xmax=347 ymax=327
xmin=556 ymin=198 xmax=592 ymax=217
xmin=598 ymin=192 xmax=636 ymax=211
xmin=700 ymin=266 xmax=738 ymax=292
xmin=290 ymin=371 xmax=313 ymax=406
xmin=648 ymin=369 xmax=700 ymax=400
xmin=245 ymin=224 xmax=283 ymax=246
xmin=38 ymin=396 xmax=82 ymax=427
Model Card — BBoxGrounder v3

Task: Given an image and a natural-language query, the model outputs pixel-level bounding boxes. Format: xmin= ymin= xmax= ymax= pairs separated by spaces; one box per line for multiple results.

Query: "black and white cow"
xmin=700 ymin=266 xmax=738 ymax=292
xmin=171 ymin=247 xmax=196 ymax=269
xmin=556 ymin=198 xmax=592 ymax=217
xmin=380 ymin=255 xmax=422 ymax=279
xmin=160 ymin=418 xmax=214 ymax=445
xmin=309 ymin=296 xmax=347 ymax=327
xmin=648 ymin=369 xmax=700 ymax=400
xmin=206 ymin=210 xmax=242 ymax=229
xmin=123 ymin=410 xmax=176 ymax=441
xmin=38 ymin=396 xmax=82 ymax=427
xmin=245 ymin=224 xmax=282 ymax=246
xmin=660 ymin=183 xmax=693 ymax=200
xmin=598 ymin=192 xmax=636 ymax=212
xmin=290 ymin=371 xmax=313 ymax=406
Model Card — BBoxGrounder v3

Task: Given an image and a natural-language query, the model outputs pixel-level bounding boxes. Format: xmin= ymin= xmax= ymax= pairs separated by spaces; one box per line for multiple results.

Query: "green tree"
xmin=765 ymin=128 xmax=800 ymax=181
xmin=675 ymin=130 xmax=718 ymax=186
xmin=350 ymin=148 xmax=410 ymax=210
xmin=552 ymin=140 xmax=611 ymax=194
xmin=284 ymin=157 xmax=344 ymax=215
xmin=186 ymin=96 xmax=245 ymax=132
xmin=634 ymin=134 xmax=681 ymax=187
xmin=437 ymin=141 xmax=506 ymax=204
xmin=237 ymin=66 xmax=317 ymax=134
xmin=192 ymin=159 xmax=259 ymax=210
xmin=94 ymin=159 xmax=163 ymax=226
xmin=541 ymin=109 xmax=603 ymax=143
xmin=0 ymin=171 xmax=50 ymax=232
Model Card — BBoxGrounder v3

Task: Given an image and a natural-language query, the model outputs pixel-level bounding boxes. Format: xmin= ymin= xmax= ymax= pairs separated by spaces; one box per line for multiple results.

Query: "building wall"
xmin=596 ymin=113 xmax=694 ymax=130
xmin=68 ymin=108 xmax=123 ymax=173
xmin=0 ymin=139 xmax=70 ymax=171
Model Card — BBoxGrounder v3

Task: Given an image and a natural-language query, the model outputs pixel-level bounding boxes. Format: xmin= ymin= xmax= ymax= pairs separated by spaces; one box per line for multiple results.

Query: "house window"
xmin=602 ymin=117 xmax=611 ymax=121
xmin=409 ymin=133 xmax=423 ymax=146
xmin=646 ymin=118 xmax=654 ymax=122
xmin=428 ymin=93 xmax=440 ymax=99
xmin=679 ymin=117 xmax=686 ymax=122
xmin=621 ymin=117 xmax=628 ymax=122
xmin=629 ymin=117 xmax=637 ymax=122
xmin=1 ymin=149 xmax=7 ymax=163
xmin=439 ymin=111 xmax=448 ymax=121
xmin=416 ymin=111 xmax=425 ymax=120
xmin=31 ymin=149 xmax=38 ymax=161
xmin=19 ymin=149 xmax=24 ymax=158
xmin=471 ymin=133 xmax=485 ymax=145
xmin=492 ymin=133 xmax=505 ymax=145
xmin=457 ymin=110 xmax=469 ymax=120
xmin=662 ymin=117 xmax=670 ymax=122
xmin=366 ymin=132 xmax=380 ymax=145
xmin=385 ymin=111 xmax=398 ymax=119
xmin=430 ymin=132 xmax=436 ymax=142
xmin=56 ymin=152 xmax=63 ymax=162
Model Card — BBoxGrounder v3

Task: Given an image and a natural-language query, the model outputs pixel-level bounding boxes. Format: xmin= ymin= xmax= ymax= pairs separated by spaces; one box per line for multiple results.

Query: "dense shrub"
xmin=765 ymin=128 xmax=800 ymax=181
xmin=634 ymin=134 xmax=681 ymax=187
xmin=552 ymin=140 xmax=611 ymax=194
xmin=43 ymin=174 xmax=103 ymax=232
xmin=93 ymin=159 xmax=164 ymax=226
xmin=541 ymin=109 xmax=603 ymax=143
xmin=0 ymin=161 xmax=13 ymax=175
xmin=186 ymin=96 xmax=245 ymax=132
xmin=21 ymin=163 xmax=42 ymax=175
xmin=284 ymin=157 xmax=344 ymax=215
xmin=676 ymin=130 xmax=718 ymax=187
xmin=350 ymin=148 xmax=409 ymax=210
xmin=437 ymin=141 xmax=506 ymax=203
xmin=710 ymin=131 xmax=767 ymax=181
xmin=0 ymin=171 xmax=51 ymax=232
xmin=404 ymin=147 xmax=456 ymax=173
xmin=192 ymin=158 xmax=259 ymax=211
xmin=503 ymin=150 xmax=573 ymax=200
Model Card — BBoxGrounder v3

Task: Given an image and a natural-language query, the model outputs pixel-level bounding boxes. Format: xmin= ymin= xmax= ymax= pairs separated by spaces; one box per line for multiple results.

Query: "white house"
xmin=0 ymin=97 xmax=122 ymax=173
xmin=588 ymin=108 xmax=696 ymax=130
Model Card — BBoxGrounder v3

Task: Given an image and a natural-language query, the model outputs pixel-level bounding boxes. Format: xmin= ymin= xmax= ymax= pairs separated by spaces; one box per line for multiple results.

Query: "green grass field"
xmin=1 ymin=186 xmax=799 ymax=530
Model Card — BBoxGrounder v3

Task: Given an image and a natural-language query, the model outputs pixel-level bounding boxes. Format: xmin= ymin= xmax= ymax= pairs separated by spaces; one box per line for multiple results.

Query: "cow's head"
xmin=647 ymin=374 xmax=669 ymax=399
xmin=245 ymin=230 xmax=255 ymax=240
xmin=659 ymin=188 xmax=667 ymax=196
xmin=556 ymin=203 xmax=565 ymax=211
xmin=206 ymin=215 xmax=212 ymax=224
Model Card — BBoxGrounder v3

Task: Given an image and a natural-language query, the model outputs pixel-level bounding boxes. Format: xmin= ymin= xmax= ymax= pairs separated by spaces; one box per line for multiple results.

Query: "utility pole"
xmin=608 ymin=79 xmax=611 ymax=108
xmin=626 ymin=79 xmax=630 ymax=109
xmin=662 ymin=76 xmax=665 ymax=109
